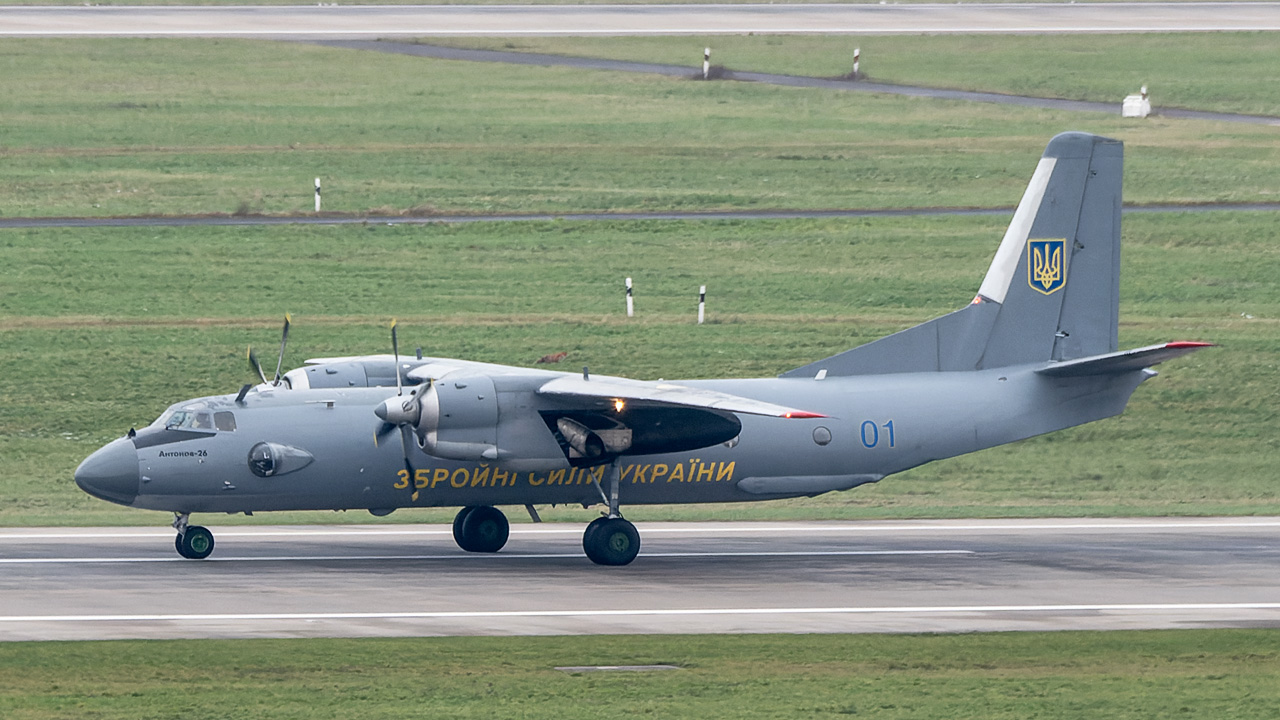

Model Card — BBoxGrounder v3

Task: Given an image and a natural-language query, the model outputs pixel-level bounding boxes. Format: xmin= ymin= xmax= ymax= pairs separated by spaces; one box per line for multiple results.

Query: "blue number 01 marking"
xmin=860 ymin=420 xmax=896 ymax=449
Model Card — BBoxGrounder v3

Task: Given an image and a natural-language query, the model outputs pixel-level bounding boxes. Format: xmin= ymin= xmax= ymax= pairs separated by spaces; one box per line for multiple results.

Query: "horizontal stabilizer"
xmin=1035 ymin=341 xmax=1212 ymax=378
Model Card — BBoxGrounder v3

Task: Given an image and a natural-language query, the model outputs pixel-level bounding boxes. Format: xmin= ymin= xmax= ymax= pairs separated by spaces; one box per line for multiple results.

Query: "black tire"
xmin=583 ymin=517 xmax=640 ymax=566
xmin=452 ymin=506 xmax=478 ymax=550
xmin=582 ymin=516 xmax=609 ymax=556
xmin=177 ymin=525 xmax=215 ymax=560
xmin=458 ymin=506 xmax=509 ymax=553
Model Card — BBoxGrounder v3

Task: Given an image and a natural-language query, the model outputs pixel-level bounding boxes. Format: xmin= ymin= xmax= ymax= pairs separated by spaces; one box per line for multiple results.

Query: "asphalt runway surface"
xmin=2 ymin=518 xmax=1278 ymax=641
xmin=4 ymin=3 xmax=1280 ymax=37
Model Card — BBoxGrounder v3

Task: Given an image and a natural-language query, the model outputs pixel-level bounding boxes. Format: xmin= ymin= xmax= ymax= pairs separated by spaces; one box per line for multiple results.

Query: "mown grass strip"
xmin=2 ymin=38 xmax=1279 ymax=218
xmin=1 ymin=631 xmax=1278 ymax=719
xmin=437 ymin=32 xmax=1280 ymax=115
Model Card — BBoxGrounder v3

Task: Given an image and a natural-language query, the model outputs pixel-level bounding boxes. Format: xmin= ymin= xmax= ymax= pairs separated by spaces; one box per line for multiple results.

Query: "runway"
xmin=3 ymin=3 xmax=1280 ymax=38
xmin=2 ymin=518 xmax=1278 ymax=641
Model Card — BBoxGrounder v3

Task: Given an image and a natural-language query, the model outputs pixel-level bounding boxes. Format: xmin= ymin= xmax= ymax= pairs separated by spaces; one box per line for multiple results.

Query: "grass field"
xmin=2 ymin=38 xmax=1280 ymax=219
xmin=2 ymin=631 xmax=1278 ymax=719
xmin=1 ymin=35 xmax=1277 ymax=528
xmin=439 ymin=32 xmax=1280 ymax=116
xmin=1 ymin=24 xmax=1277 ymax=714
xmin=2 ymin=210 xmax=1275 ymax=526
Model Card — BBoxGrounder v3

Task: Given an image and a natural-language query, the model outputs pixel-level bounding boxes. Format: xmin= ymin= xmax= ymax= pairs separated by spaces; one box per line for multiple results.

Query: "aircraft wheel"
xmin=583 ymin=517 xmax=640 ymax=566
xmin=582 ymin=516 xmax=609 ymax=552
xmin=452 ymin=506 xmax=478 ymax=549
xmin=458 ymin=506 xmax=509 ymax=553
xmin=176 ymin=525 xmax=215 ymax=560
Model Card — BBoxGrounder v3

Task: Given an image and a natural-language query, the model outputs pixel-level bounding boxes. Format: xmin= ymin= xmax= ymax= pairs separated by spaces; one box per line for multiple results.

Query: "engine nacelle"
xmin=418 ymin=374 xmax=499 ymax=461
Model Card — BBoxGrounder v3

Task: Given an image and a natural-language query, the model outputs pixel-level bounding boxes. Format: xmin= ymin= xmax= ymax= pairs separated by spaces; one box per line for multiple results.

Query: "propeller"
xmin=374 ymin=320 xmax=423 ymax=502
xmin=247 ymin=314 xmax=292 ymax=387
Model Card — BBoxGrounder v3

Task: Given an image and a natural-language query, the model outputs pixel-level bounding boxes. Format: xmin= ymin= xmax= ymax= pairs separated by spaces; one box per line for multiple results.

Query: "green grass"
xmin=440 ymin=33 xmax=1280 ymax=116
xmin=2 ymin=38 xmax=1280 ymax=219
xmin=2 ymin=35 xmax=1278 ymax=527
xmin=2 ymin=631 xmax=1279 ymax=719
xmin=1 ymin=211 xmax=1275 ymax=526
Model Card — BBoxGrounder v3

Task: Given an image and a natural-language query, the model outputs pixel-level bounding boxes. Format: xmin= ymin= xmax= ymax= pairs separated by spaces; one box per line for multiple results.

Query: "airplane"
xmin=74 ymin=132 xmax=1210 ymax=565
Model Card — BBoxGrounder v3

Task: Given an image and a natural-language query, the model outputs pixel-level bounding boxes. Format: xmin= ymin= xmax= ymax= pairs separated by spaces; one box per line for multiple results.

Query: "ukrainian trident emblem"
xmin=1028 ymin=238 xmax=1067 ymax=295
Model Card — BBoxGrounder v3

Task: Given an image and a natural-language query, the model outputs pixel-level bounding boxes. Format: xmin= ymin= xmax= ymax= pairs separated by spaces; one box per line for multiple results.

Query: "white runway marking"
xmin=4 ymin=518 xmax=1276 ymax=541
xmin=5 ymin=603 xmax=1279 ymax=625
xmin=0 ymin=549 xmax=974 ymax=564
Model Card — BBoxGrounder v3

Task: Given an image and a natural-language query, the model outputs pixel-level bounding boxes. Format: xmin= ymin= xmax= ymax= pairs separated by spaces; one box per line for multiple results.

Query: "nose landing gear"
xmin=173 ymin=513 xmax=215 ymax=560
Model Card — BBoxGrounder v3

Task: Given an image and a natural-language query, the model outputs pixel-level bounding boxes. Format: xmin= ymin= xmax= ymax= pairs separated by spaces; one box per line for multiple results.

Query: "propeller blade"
xmin=399 ymin=425 xmax=419 ymax=503
xmin=373 ymin=421 xmax=398 ymax=447
xmin=271 ymin=313 xmax=292 ymax=386
xmin=247 ymin=346 xmax=268 ymax=385
xmin=391 ymin=319 xmax=403 ymax=397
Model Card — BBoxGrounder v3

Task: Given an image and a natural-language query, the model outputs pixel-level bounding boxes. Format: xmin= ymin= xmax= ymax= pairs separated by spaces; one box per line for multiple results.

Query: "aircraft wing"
xmin=1036 ymin=341 xmax=1213 ymax=377
xmin=537 ymin=375 xmax=826 ymax=418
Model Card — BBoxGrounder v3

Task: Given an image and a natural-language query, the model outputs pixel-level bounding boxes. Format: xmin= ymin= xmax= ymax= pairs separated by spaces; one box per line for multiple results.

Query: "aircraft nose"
xmin=74 ymin=437 xmax=140 ymax=506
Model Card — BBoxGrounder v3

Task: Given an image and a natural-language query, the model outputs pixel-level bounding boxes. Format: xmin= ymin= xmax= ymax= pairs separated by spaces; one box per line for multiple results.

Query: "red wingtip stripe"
xmin=1166 ymin=341 xmax=1215 ymax=349
xmin=783 ymin=411 xmax=828 ymax=419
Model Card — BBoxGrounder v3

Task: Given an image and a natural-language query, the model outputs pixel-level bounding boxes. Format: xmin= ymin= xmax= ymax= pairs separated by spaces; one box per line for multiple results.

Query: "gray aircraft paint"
xmin=74 ymin=132 xmax=1209 ymax=561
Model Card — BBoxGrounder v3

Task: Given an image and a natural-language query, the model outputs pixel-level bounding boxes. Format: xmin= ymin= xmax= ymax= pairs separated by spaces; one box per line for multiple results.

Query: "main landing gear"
xmin=173 ymin=513 xmax=215 ymax=560
xmin=581 ymin=459 xmax=640 ymax=566
xmin=452 ymin=505 xmax=510 ymax=553
xmin=583 ymin=516 xmax=640 ymax=566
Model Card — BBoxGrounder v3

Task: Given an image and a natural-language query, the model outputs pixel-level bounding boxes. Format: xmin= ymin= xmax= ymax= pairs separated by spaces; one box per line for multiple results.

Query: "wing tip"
xmin=783 ymin=411 xmax=828 ymax=419
xmin=1165 ymin=341 xmax=1215 ymax=349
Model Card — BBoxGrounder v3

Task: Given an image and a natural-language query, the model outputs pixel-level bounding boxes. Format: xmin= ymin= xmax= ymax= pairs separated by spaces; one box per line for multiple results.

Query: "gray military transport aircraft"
xmin=75 ymin=132 xmax=1210 ymax=565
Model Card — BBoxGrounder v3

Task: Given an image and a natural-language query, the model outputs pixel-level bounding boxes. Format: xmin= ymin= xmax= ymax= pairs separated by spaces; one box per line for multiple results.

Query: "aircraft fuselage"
xmin=83 ymin=365 xmax=1148 ymax=515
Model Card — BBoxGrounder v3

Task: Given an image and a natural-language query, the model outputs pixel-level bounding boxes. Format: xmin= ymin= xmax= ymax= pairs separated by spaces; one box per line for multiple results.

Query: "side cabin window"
xmin=214 ymin=412 xmax=237 ymax=432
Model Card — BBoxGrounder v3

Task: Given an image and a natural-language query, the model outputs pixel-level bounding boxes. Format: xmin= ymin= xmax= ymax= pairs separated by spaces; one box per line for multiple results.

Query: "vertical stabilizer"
xmin=782 ymin=132 xmax=1122 ymax=379
xmin=974 ymin=131 xmax=1122 ymax=368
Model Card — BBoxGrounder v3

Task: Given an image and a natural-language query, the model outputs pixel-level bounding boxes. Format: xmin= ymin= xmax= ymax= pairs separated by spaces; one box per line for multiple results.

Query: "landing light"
xmin=613 ymin=399 xmax=625 ymax=413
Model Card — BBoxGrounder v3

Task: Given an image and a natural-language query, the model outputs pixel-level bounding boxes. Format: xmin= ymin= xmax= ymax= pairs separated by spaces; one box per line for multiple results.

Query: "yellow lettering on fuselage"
xmin=389 ymin=461 xmax=736 ymax=492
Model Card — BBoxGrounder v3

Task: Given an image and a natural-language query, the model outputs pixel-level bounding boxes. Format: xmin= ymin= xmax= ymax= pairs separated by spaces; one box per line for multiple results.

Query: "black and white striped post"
xmin=853 ymin=48 xmax=860 ymax=79
xmin=625 ymin=277 xmax=634 ymax=317
xmin=703 ymin=47 xmax=711 ymax=80
xmin=314 ymin=177 xmax=321 ymax=213
xmin=697 ymin=285 xmax=706 ymax=325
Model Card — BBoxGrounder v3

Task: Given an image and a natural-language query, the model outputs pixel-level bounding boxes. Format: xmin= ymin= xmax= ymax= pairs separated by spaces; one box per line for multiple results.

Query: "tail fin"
xmin=783 ymin=131 xmax=1123 ymax=378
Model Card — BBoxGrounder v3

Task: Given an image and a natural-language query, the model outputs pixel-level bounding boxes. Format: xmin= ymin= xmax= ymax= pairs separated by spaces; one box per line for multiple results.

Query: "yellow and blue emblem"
xmin=1028 ymin=238 xmax=1067 ymax=295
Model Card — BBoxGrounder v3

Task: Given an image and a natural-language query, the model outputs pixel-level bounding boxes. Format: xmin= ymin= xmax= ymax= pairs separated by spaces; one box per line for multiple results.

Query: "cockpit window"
xmin=165 ymin=411 xmax=215 ymax=432
xmin=214 ymin=412 xmax=237 ymax=432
